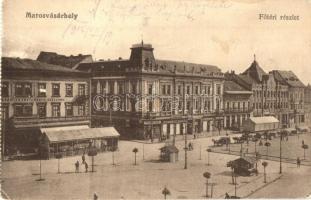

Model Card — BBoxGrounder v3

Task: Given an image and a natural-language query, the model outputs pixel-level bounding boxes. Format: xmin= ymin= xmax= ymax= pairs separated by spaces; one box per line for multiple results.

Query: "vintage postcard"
xmin=1 ymin=0 xmax=311 ymax=199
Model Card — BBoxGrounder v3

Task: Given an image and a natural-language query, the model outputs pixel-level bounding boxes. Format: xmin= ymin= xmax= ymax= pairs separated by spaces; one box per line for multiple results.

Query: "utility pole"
xmin=184 ymin=127 xmax=188 ymax=169
xmin=279 ymin=131 xmax=282 ymax=174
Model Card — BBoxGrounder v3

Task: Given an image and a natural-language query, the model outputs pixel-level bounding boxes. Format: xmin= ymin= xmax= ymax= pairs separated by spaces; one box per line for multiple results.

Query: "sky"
xmin=2 ymin=0 xmax=311 ymax=84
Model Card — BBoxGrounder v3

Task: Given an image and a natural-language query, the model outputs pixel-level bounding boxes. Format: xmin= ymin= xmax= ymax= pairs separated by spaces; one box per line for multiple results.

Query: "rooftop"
xmin=224 ymin=80 xmax=251 ymax=93
xmin=2 ymin=57 xmax=87 ymax=74
xmin=249 ymin=116 xmax=279 ymax=124
xmin=241 ymin=57 xmax=267 ymax=83
xmin=271 ymin=70 xmax=305 ymax=88
xmin=37 ymin=51 xmax=93 ymax=69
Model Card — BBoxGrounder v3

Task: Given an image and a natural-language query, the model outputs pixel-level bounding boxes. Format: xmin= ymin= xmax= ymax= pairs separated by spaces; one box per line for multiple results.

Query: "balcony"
xmin=12 ymin=115 xmax=90 ymax=128
xmin=224 ymin=108 xmax=253 ymax=114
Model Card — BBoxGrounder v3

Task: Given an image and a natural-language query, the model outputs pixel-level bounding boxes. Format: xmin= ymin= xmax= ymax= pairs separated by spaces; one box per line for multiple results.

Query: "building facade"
xmin=272 ymin=70 xmax=305 ymax=127
xmin=77 ymin=42 xmax=225 ymax=140
xmin=304 ymin=84 xmax=311 ymax=125
xmin=226 ymin=57 xmax=292 ymax=128
xmin=223 ymin=79 xmax=253 ymax=130
xmin=1 ymin=57 xmax=90 ymax=157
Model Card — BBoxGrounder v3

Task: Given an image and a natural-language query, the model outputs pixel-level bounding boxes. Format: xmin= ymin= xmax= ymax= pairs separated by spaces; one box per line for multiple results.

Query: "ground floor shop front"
xmin=92 ymin=115 xmax=224 ymax=140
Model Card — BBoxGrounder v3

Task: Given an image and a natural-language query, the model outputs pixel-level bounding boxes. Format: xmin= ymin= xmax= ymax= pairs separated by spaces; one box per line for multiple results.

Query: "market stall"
xmin=40 ymin=126 xmax=119 ymax=159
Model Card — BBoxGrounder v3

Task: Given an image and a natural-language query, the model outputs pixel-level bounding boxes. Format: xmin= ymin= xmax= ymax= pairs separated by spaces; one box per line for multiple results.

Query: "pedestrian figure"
xmin=286 ymin=136 xmax=288 ymax=141
xmin=75 ymin=161 xmax=80 ymax=173
xmin=188 ymin=142 xmax=193 ymax=150
xmin=302 ymin=140 xmax=305 ymax=146
xmin=82 ymin=153 xmax=85 ymax=164
xmin=225 ymin=193 xmax=230 ymax=199
xmin=93 ymin=193 xmax=98 ymax=200
xmin=259 ymin=140 xmax=263 ymax=146
xmin=297 ymin=157 xmax=301 ymax=168
xmin=85 ymin=162 xmax=88 ymax=172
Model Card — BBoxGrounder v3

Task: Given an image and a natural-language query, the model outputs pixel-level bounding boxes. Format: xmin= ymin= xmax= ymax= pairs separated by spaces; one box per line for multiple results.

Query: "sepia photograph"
xmin=1 ymin=0 xmax=311 ymax=199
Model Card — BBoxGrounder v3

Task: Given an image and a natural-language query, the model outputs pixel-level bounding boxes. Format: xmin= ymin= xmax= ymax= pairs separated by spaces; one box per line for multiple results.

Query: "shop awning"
xmin=249 ymin=116 xmax=279 ymax=124
xmin=297 ymin=126 xmax=310 ymax=132
xmin=41 ymin=126 xmax=120 ymax=143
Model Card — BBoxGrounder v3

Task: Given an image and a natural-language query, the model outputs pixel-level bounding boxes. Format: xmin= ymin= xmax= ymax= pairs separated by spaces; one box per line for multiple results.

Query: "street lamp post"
xmin=184 ymin=132 xmax=188 ymax=169
xmin=206 ymin=148 xmax=212 ymax=166
xmin=279 ymin=131 xmax=283 ymax=174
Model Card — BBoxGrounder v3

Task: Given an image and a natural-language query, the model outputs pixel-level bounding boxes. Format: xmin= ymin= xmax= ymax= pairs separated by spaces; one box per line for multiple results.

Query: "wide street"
xmin=2 ymin=133 xmax=311 ymax=199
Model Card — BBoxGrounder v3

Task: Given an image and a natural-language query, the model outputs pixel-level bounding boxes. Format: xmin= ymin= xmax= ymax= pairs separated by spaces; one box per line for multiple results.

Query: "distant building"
xmin=77 ymin=42 xmax=225 ymax=140
xmin=226 ymin=56 xmax=292 ymax=128
xmin=223 ymin=79 xmax=253 ymax=130
xmin=37 ymin=51 xmax=93 ymax=69
xmin=271 ymin=70 xmax=305 ymax=127
xmin=1 ymin=57 xmax=90 ymax=157
xmin=304 ymin=84 xmax=311 ymax=125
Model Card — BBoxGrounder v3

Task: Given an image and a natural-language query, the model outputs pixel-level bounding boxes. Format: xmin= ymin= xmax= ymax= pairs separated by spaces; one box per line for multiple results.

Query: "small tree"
xmin=133 ymin=147 xmax=138 ymax=165
xmin=203 ymin=172 xmax=211 ymax=198
xmin=162 ymin=186 xmax=171 ymax=199
xmin=262 ymin=161 xmax=268 ymax=183
xmin=302 ymin=144 xmax=309 ymax=160
xmin=55 ymin=153 xmax=63 ymax=174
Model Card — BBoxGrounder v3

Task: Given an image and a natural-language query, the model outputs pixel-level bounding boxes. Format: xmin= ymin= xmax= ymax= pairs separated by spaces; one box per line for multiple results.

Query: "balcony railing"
xmin=224 ymin=108 xmax=253 ymax=113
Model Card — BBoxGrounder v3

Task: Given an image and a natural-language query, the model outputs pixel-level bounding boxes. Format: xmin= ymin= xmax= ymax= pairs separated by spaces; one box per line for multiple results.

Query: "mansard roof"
xmin=2 ymin=57 xmax=88 ymax=75
xmin=155 ymin=59 xmax=221 ymax=75
xmin=271 ymin=70 xmax=305 ymax=88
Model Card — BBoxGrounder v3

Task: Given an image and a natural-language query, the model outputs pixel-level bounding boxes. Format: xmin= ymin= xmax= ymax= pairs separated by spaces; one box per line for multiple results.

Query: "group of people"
xmin=75 ymin=153 xmax=89 ymax=173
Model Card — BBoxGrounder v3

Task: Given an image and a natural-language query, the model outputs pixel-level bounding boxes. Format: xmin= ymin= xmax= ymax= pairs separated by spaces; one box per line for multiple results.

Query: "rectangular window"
xmin=162 ymin=85 xmax=166 ymax=95
xmin=109 ymin=81 xmax=114 ymax=94
xmin=78 ymin=105 xmax=85 ymax=116
xmin=2 ymin=82 xmax=9 ymax=97
xmin=186 ymin=101 xmax=191 ymax=110
xmin=177 ymin=85 xmax=182 ymax=95
xmin=52 ymin=83 xmax=60 ymax=97
xmin=167 ymin=85 xmax=171 ymax=95
xmin=207 ymin=86 xmax=211 ymax=95
xmin=51 ymin=103 xmax=60 ymax=117
xmin=37 ymin=103 xmax=46 ymax=118
xmin=66 ymin=84 xmax=73 ymax=97
xmin=208 ymin=101 xmax=211 ymax=111
xmin=132 ymin=82 xmax=137 ymax=94
xmin=186 ymin=86 xmax=191 ymax=95
xmin=205 ymin=101 xmax=209 ymax=110
xmin=65 ymin=103 xmax=73 ymax=117
xmin=195 ymin=86 xmax=199 ymax=95
xmin=148 ymin=84 xmax=153 ymax=95
xmin=15 ymin=82 xmax=32 ymax=97
xmin=78 ymin=84 xmax=86 ymax=96
xmin=14 ymin=104 xmax=33 ymax=117
xmin=118 ymin=82 xmax=124 ymax=94
xmin=38 ymin=83 xmax=47 ymax=97
xmin=25 ymin=83 xmax=32 ymax=96
xmin=216 ymin=85 xmax=221 ymax=95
